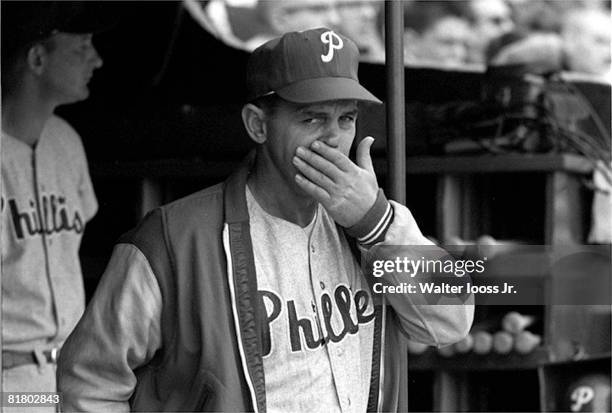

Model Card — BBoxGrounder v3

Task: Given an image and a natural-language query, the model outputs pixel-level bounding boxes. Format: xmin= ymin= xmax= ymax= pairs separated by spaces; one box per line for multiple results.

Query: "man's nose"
xmin=319 ymin=122 xmax=341 ymax=148
xmin=90 ymin=46 xmax=103 ymax=69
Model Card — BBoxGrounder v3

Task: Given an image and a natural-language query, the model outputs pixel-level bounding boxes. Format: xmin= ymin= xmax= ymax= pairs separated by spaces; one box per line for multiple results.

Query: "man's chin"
xmin=58 ymin=89 xmax=89 ymax=106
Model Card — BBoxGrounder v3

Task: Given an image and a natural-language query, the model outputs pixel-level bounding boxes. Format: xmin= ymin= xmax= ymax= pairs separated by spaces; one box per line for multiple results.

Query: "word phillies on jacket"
xmin=2 ymin=194 xmax=84 ymax=240
xmin=259 ymin=284 xmax=375 ymax=357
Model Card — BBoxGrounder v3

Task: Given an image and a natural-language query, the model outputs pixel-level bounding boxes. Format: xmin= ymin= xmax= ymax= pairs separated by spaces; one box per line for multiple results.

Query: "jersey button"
xmin=320 ymin=281 xmax=325 ymax=290
xmin=311 ymin=245 xmax=316 ymax=253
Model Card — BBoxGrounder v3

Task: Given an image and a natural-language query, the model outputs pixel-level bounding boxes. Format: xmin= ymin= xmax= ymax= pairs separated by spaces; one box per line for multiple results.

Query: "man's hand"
xmin=292 ymin=136 xmax=379 ymax=227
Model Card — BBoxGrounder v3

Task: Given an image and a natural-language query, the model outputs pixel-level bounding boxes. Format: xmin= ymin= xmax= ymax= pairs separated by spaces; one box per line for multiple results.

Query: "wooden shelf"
xmin=403 ymin=153 xmax=594 ymax=175
xmin=408 ymin=347 xmax=549 ymax=371
xmin=371 ymin=153 xmax=594 ymax=175
xmin=394 ymin=152 xmax=609 ymax=412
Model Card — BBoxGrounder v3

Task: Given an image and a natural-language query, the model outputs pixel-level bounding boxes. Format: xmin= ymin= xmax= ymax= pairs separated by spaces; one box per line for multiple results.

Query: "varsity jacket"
xmin=58 ymin=154 xmax=473 ymax=412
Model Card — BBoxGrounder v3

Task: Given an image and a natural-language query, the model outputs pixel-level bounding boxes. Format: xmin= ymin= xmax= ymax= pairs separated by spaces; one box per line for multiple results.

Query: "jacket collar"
xmin=223 ymin=150 xmax=256 ymax=224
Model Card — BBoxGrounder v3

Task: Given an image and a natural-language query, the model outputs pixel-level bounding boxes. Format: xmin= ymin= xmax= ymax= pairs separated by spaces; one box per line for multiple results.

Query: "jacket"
xmin=58 ymin=154 xmax=473 ymax=412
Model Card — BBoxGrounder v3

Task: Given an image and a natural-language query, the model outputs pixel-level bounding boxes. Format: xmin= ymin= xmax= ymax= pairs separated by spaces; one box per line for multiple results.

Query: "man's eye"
xmin=303 ymin=118 xmax=323 ymax=125
xmin=340 ymin=115 xmax=356 ymax=123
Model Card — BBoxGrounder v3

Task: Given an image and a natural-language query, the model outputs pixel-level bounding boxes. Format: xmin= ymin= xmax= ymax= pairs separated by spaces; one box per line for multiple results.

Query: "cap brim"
xmin=276 ymin=77 xmax=382 ymax=104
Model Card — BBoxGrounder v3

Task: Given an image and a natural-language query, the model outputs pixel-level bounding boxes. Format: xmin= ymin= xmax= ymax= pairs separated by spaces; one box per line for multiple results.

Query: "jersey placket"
xmin=32 ymin=144 xmax=62 ymax=341
xmin=308 ymin=224 xmax=361 ymax=413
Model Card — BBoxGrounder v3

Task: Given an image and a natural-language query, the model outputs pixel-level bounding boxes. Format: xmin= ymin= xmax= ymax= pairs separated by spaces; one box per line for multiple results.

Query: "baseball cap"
xmin=246 ymin=27 xmax=382 ymax=104
xmin=2 ymin=1 xmax=115 ymax=60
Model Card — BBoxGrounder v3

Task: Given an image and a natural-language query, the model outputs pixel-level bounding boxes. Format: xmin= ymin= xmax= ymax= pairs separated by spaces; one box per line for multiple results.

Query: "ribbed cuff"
xmin=345 ymin=189 xmax=394 ymax=246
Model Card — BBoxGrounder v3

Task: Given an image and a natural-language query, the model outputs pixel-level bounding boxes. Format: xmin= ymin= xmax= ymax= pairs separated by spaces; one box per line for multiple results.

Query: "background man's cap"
xmin=2 ymin=1 xmax=115 ymax=59
xmin=246 ymin=27 xmax=382 ymax=104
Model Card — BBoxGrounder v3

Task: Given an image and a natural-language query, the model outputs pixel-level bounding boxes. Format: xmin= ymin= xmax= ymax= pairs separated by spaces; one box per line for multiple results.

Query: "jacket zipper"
xmin=223 ymin=225 xmax=260 ymax=413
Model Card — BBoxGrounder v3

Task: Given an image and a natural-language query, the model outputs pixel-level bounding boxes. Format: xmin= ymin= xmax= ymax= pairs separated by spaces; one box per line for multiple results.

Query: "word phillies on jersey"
xmin=2 ymin=193 xmax=84 ymax=240
xmin=259 ymin=284 xmax=375 ymax=357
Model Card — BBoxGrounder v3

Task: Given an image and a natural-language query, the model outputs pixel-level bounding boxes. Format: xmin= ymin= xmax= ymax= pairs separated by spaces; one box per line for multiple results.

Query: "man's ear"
xmin=26 ymin=44 xmax=47 ymax=75
xmin=242 ymin=103 xmax=268 ymax=144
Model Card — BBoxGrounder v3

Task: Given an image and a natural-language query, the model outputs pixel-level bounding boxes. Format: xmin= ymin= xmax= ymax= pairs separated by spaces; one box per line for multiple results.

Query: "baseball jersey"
xmin=1 ymin=115 xmax=98 ymax=352
xmin=246 ymin=186 xmax=375 ymax=413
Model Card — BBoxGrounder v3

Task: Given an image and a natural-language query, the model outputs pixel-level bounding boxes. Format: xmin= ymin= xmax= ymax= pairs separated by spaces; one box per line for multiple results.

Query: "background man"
xmin=403 ymin=1 xmax=475 ymax=68
xmin=1 ymin=1 xmax=104 ymax=406
xmin=58 ymin=28 xmax=473 ymax=412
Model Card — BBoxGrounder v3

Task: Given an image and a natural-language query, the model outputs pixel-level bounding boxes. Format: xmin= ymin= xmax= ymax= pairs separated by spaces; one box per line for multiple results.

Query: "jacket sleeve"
xmin=57 ymin=243 xmax=162 ymax=412
xmin=347 ymin=192 xmax=474 ymax=347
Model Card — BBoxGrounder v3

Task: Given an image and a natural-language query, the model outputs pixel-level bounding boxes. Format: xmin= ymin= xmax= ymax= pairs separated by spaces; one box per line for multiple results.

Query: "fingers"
xmin=295 ymin=146 xmax=341 ymax=182
xmin=294 ymin=173 xmax=332 ymax=203
xmin=292 ymin=154 xmax=336 ymax=190
xmin=356 ymin=136 xmax=375 ymax=174
xmin=309 ymin=141 xmax=353 ymax=172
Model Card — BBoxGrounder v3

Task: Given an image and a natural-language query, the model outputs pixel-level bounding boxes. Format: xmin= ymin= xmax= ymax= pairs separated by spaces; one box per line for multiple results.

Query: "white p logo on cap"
xmin=320 ymin=30 xmax=343 ymax=63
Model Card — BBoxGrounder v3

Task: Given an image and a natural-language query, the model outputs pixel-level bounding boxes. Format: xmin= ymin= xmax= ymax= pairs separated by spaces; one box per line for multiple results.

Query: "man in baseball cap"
xmin=58 ymin=28 xmax=472 ymax=412
xmin=2 ymin=2 xmax=108 ymax=406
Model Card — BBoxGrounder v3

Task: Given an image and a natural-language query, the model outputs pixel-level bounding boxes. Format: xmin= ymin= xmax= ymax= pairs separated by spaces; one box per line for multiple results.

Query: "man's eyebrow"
xmin=295 ymin=108 xmax=327 ymax=116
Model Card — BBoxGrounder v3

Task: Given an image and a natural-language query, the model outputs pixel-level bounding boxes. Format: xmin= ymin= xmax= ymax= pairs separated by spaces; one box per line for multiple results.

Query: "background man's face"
xmin=277 ymin=0 xmax=342 ymax=33
xmin=40 ymin=33 xmax=103 ymax=105
xmin=420 ymin=16 xmax=472 ymax=66
xmin=471 ymin=0 xmax=514 ymax=43
xmin=262 ymin=99 xmax=358 ymax=195
xmin=336 ymin=0 xmax=381 ymax=48
xmin=563 ymin=9 xmax=611 ymax=76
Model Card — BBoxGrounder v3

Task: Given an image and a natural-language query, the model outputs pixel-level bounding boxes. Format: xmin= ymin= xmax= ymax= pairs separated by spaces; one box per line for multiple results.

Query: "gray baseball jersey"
xmin=1 ymin=115 xmax=97 ymax=353
xmin=247 ymin=186 xmax=374 ymax=413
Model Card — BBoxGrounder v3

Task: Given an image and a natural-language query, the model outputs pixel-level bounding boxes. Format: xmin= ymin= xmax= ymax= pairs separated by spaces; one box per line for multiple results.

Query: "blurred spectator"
xmin=403 ymin=1 xmax=475 ymax=68
xmin=194 ymin=0 xmax=383 ymax=60
xmin=508 ymin=0 xmax=609 ymax=32
xmin=486 ymin=2 xmax=610 ymax=81
xmin=336 ymin=0 xmax=384 ymax=62
xmin=197 ymin=0 xmax=345 ymax=51
xmin=257 ymin=0 xmax=341 ymax=34
xmin=486 ymin=30 xmax=564 ymax=72
xmin=561 ymin=6 xmax=611 ymax=79
xmin=467 ymin=0 xmax=515 ymax=63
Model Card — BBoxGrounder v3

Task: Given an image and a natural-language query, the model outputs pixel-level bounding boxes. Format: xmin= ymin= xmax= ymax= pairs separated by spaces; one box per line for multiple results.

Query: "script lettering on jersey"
xmin=2 ymin=193 xmax=84 ymax=240
xmin=259 ymin=284 xmax=375 ymax=357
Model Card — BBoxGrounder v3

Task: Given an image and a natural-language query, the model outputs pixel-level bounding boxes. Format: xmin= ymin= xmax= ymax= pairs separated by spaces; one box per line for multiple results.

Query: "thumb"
xmin=356 ymin=136 xmax=375 ymax=173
